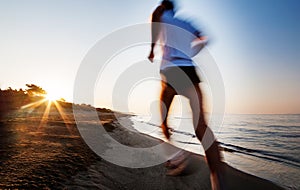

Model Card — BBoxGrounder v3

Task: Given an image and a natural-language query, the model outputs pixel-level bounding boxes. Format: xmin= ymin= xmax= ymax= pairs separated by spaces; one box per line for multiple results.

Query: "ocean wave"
xmin=171 ymin=136 xmax=300 ymax=169
xmin=134 ymin=117 xmax=300 ymax=168
xmin=220 ymin=142 xmax=300 ymax=168
xmin=265 ymin=125 xmax=300 ymax=129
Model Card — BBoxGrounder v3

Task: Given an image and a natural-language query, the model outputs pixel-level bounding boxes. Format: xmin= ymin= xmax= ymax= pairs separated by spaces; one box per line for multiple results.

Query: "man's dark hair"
xmin=161 ymin=0 xmax=174 ymax=10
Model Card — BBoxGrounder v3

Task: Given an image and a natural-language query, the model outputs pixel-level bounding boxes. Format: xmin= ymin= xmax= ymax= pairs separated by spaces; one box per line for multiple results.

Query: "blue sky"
xmin=0 ymin=0 xmax=299 ymax=114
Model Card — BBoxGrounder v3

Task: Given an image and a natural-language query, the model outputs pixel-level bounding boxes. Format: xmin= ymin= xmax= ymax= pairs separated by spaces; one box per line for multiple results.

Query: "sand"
xmin=0 ymin=102 xmax=284 ymax=189
xmin=65 ymin=115 xmax=284 ymax=190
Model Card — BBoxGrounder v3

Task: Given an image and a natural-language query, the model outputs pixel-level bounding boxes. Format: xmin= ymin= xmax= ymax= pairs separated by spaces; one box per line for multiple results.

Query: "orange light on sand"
xmin=38 ymin=100 xmax=52 ymax=131
xmin=21 ymin=92 xmax=72 ymax=135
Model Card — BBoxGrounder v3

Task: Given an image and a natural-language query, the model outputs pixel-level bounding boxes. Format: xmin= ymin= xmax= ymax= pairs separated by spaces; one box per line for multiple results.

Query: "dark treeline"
xmin=0 ymin=84 xmax=47 ymax=119
xmin=0 ymin=84 xmax=113 ymax=120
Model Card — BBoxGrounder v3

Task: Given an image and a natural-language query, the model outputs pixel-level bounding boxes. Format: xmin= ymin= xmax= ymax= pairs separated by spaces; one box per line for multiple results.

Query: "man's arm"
xmin=148 ymin=5 xmax=164 ymax=62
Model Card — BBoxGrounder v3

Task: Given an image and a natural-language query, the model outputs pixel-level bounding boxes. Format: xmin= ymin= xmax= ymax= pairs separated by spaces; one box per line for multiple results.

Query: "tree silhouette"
xmin=25 ymin=84 xmax=47 ymax=97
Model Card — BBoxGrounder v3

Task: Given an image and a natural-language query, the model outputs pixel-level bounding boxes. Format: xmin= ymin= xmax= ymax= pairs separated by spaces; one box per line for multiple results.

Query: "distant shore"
xmin=0 ymin=100 xmax=284 ymax=189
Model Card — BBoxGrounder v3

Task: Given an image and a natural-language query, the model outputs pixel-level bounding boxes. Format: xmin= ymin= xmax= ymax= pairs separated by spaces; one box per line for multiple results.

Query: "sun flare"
xmin=45 ymin=92 xmax=61 ymax=102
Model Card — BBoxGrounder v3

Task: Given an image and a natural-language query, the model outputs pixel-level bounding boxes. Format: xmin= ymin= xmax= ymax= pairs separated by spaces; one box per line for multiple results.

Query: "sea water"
xmin=130 ymin=114 xmax=300 ymax=190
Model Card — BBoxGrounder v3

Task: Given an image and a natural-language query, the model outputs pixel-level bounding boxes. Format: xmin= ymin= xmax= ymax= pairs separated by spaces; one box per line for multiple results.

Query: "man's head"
xmin=161 ymin=0 xmax=174 ymax=10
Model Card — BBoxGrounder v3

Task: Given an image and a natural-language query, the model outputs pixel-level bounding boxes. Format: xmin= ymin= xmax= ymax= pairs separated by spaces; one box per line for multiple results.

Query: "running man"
xmin=148 ymin=1 xmax=225 ymax=189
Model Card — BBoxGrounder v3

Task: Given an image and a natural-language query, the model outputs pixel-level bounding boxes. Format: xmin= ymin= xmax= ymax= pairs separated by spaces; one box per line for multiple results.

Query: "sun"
xmin=45 ymin=92 xmax=61 ymax=102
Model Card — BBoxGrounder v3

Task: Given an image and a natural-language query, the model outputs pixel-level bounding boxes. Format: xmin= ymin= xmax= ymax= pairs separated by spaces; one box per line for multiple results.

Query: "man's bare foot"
xmin=165 ymin=151 xmax=191 ymax=176
xmin=165 ymin=160 xmax=177 ymax=169
xmin=166 ymin=161 xmax=187 ymax=176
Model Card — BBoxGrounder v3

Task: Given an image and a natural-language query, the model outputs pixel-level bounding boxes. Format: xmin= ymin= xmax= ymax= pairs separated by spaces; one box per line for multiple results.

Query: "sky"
xmin=0 ymin=0 xmax=299 ymax=114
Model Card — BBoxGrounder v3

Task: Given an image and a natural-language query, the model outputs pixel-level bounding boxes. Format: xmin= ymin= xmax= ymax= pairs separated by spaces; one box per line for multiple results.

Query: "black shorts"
xmin=160 ymin=66 xmax=201 ymax=92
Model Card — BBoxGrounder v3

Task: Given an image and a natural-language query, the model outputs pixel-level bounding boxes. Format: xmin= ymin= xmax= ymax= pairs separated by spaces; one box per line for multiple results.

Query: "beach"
xmin=0 ymin=101 xmax=284 ymax=189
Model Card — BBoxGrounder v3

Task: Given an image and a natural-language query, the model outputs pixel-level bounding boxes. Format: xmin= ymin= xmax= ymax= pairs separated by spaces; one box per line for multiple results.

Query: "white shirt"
xmin=160 ymin=10 xmax=202 ymax=70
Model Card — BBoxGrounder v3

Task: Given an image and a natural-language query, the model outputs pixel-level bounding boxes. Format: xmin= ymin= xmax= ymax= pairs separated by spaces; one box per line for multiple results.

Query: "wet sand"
xmin=0 ymin=102 xmax=284 ymax=189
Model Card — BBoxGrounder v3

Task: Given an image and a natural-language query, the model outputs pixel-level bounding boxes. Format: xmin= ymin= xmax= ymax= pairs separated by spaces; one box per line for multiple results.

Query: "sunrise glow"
xmin=44 ymin=92 xmax=62 ymax=102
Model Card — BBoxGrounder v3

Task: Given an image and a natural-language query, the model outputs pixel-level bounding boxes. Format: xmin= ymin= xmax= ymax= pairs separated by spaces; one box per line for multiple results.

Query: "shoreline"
xmin=129 ymin=114 xmax=300 ymax=190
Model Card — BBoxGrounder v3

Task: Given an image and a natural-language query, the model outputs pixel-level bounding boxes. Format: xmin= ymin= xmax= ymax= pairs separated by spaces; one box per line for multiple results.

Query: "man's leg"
xmin=160 ymin=81 xmax=176 ymax=139
xmin=182 ymin=84 xmax=224 ymax=190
